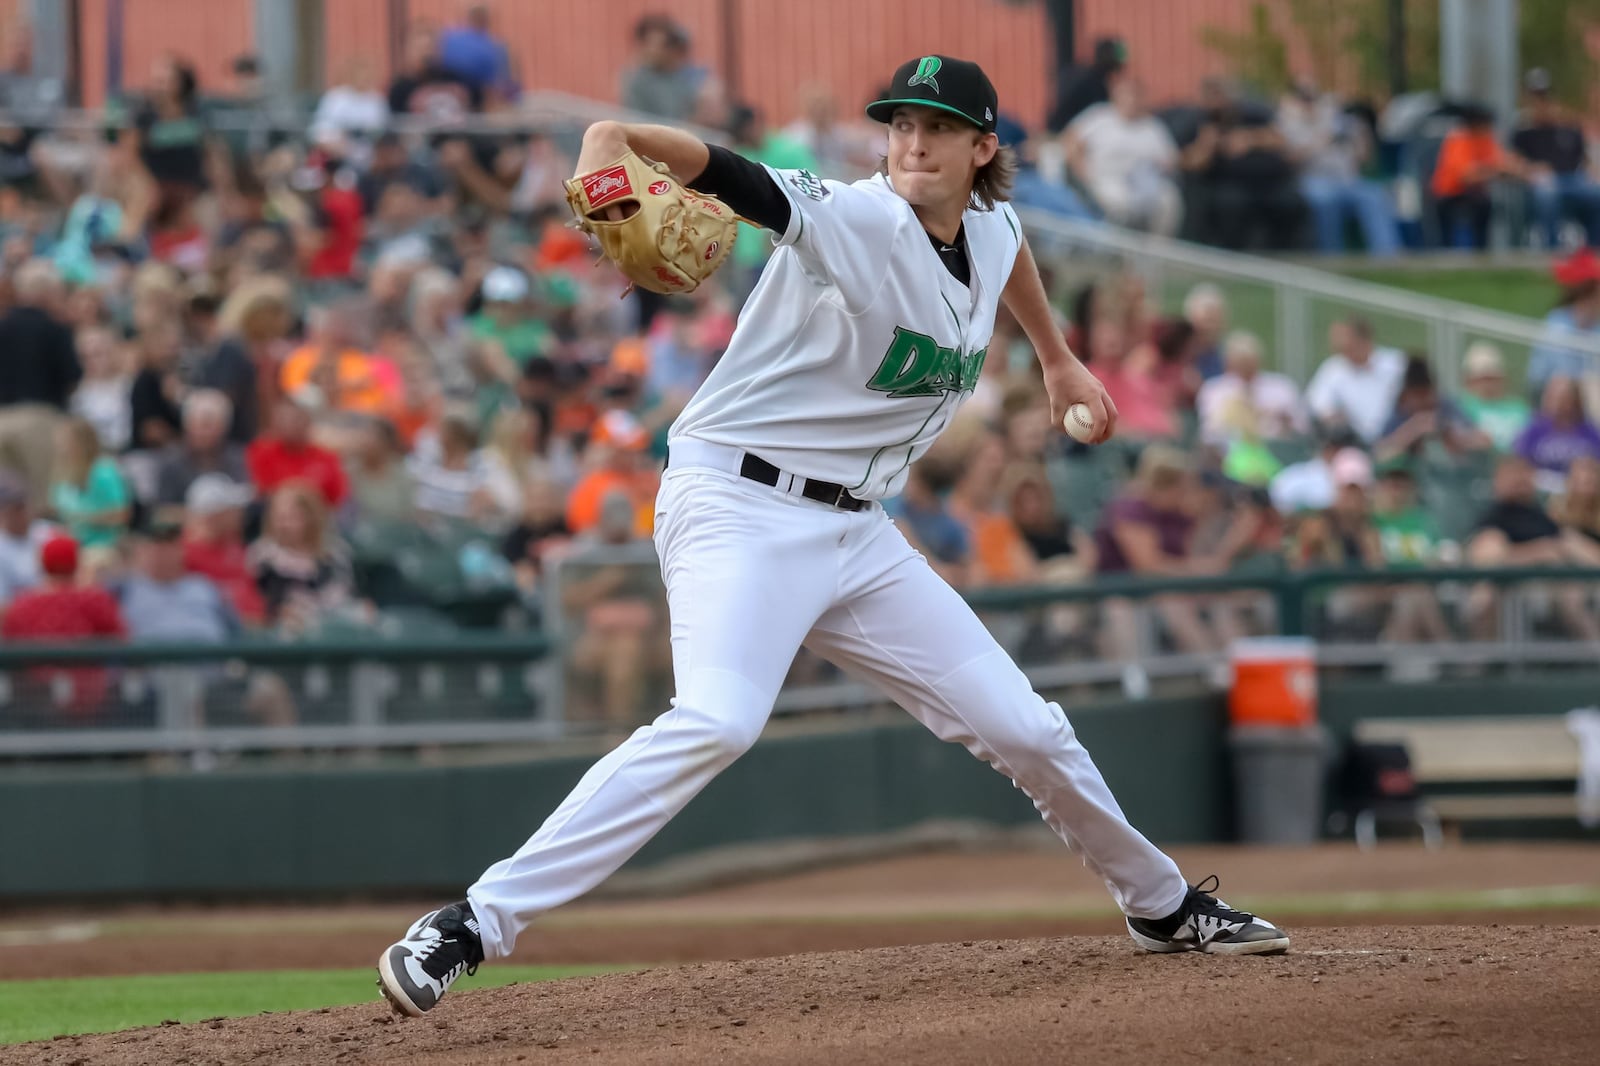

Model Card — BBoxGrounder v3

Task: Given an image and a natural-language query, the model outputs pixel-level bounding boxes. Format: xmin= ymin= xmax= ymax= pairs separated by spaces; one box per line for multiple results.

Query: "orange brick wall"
xmin=58 ymin=0 xmax=1363 ymax=127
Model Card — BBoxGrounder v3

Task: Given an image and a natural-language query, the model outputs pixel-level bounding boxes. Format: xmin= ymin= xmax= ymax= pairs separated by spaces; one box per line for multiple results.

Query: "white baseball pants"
xmin=468 ymin=440 xmax=1188 ymax=959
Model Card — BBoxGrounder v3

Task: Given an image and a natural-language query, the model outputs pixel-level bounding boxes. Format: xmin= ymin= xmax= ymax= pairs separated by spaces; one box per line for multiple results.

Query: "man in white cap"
xmin=1458 ymin=343 xmax=1532 ymax=452
xmin=182 ymin=474 xmax=264 ymax=627
xmin=470 ymin=265 xmax=549 ymax=368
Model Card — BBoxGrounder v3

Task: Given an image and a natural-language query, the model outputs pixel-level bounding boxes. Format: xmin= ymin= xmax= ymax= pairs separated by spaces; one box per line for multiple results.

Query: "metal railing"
xmin=1016 ymin=210 xmax=1600 ymax=395
xmin=5 ymin=561 xmax=1599 ymax=757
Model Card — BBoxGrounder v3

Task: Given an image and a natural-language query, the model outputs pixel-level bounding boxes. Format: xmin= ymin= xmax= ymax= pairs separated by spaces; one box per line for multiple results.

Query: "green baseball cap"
xmin=866 ymin=55 xmax=998 ymax=134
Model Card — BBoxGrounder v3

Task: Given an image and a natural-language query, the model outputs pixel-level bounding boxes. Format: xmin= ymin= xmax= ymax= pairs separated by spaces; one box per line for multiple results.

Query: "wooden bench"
xmin=1352 ymin=716 xmax=1582 ymax=832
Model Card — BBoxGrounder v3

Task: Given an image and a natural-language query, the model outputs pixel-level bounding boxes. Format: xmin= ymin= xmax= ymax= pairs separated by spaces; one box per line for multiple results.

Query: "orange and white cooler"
xmin=1228 ymin=637 xmax=1318 ymax=728
xmin=1227 ymin=638 xmax=1327 ymax=844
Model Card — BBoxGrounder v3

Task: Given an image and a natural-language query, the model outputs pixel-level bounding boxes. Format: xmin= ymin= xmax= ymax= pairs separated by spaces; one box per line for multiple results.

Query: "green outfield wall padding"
xmin=5 ymin=675 xmax=1593 ymax=900
xmin=0 ymin=695 xmax=1223 ymax=900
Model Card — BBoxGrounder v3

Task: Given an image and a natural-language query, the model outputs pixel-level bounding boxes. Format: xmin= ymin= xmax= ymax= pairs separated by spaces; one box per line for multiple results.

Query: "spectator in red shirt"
xmin=1 ymin=534 xmax=127 ymax=718
xmin=246 ymin=398 xmax=349 ymax=507
xmin=182 ymin=473 xmax=266 ymax=626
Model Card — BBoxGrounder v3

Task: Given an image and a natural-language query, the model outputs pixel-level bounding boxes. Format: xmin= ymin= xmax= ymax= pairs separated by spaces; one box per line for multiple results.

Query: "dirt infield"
xmin=5 ymin=842 xmax=1599 ymax=980
xmin=10 ymin=926 xmax=1600 ymax=1065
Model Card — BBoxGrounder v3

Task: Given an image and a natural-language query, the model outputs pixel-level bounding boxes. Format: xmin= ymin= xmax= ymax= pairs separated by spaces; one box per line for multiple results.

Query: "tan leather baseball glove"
xmin=564 ymin=151 xmax=739 ymax=295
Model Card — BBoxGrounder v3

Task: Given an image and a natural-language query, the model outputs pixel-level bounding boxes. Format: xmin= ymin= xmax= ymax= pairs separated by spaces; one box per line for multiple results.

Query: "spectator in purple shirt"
xmin=1514 ymin=375 xmax=1600 ymax=492
xmin=1093 ymin=445 xmax=1259 ymax=663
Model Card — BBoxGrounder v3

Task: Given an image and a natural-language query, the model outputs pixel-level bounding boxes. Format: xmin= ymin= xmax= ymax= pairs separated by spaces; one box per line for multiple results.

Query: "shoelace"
xmin=1188 ymin=874 xmax=1258 ymax=926
xmin=413 ymin=915 xmax=483 ymax=982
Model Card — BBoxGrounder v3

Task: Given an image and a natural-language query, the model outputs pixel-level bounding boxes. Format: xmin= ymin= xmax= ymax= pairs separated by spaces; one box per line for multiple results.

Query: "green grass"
xmin=1338 ymin=266 xmax=1558 ymax=320
xmin=0 ymin=964 xmax=635 ymax=1046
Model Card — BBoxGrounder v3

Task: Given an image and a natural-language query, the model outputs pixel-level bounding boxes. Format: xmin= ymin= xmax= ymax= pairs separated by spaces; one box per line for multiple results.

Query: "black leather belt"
xmin=666 ymin=449 xmax=868 ymax=511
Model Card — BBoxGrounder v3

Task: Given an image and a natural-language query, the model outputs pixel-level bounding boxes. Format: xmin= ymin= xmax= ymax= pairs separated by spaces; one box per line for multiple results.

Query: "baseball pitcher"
xmin=378 ymin=54 xmax=1288 ymax=1018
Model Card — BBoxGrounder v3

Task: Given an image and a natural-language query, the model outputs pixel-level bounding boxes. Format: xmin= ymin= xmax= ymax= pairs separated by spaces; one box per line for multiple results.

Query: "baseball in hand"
xmin=1063 ymin=403 xmax=1097 ymax=443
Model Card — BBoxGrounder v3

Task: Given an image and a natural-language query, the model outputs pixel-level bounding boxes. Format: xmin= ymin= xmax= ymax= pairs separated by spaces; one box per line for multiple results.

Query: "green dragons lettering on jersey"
xmin=867 ymin=327 xmax=987 ymax=398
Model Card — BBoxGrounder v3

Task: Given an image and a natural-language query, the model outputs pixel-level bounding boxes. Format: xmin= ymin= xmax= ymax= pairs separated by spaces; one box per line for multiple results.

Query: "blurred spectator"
xmin=118 ymin=507 xmax=239 ymax=640
xmin=1277 ymin=79 xmax=1398 ymax=257
xmin=508 ymin=131 xmax=575 ymax=216
xmin=1183 ymin=90 xmax=1306 ymax=251
xmin=1512 ymin=69 xmax=1600 ymax=249
xmin=126 ymin=55 xmax=211 ymax=217
xmin=562 ymin=489 xmax=668 ymax=730
xmin=1466 ymin=453 xmax=1600 ymax=641
xmin=51 ymin=150 xmax=148 ymax=287
xmin=1458 ymin=342 xmax=1531 ymax=451
xmin=0 ymin=533 xmax=126 ymax=717
xmin=1305 ymin=317 xmax=1406 ymax=443
xmin=1289 ymin=456 xmax=1381 ymax=569
xmin=1514 ymin=375 xmax=1600 ymax=491
xmin=69 ymin=325 xmax=132 ymax=452
xmin=271 ymin=150 xmax=365 ymax=285
xmin=1271 ymin=433 xmax=1367 ymax=515
xmin=436 ymin=134 xmax=522 ymax=216
xmin=199 ymin=273 xmax=295 ymax=444
xmin=727 ymin=103 xmax=820 ymax=288
xmin=503 ymin=476 xmax=573 ymax=591
xmin=1064 ymin=80 xmax=1180 ymax=237
xmin=470 ymin=266 xmax=550 ymax=368
xmin=1551 ymin=455 xmax=1600 ymax=563
xmin=437 ymin=4 xmax=516 ymax=105
xmin=388 ymin=26 xmax=481 ymax=120
xmin=281 ymin=302 xmax=399 ymax=419
xmin=50 ymin=416 xmax=130 ymax=549
xmin=483 ymin=405 xmax=552 ymax=521
xmin=408 ymin=407 xmax=507 ymax=529
xmin=1374 ymin=354 xmax=1488 ymax=463
xmin=154 ymin=389 xmax=248 ymax=505
xmin=1197 ymin=330 xmax=1307 ymax=445
xmin=358 ymin=131 xmax=446 ymax=219
xmin=1370 ymin=460 xmax=1453 ymax=641
xmin=0 ymin=258 xmax=80 ymax=507
xmin=620 ymin=15 xmax=722 ymax=126
xmin=1527 ymin=249 xmax=1600 ymax=397
xmin=1182 ymin=283 xmax=1229 ymax=379
xmin=128 ymin=318 xmax=185 ymax=450
xmin=994 ymin=114 xmax=1095 ymax=223
xmin=887 ymin=456 xmax=972 ymax=587
xmin=1093 ymin=446 xmax=1257 ymax=659
xmin=783 ymin=86 xmax=881 ymax=180
xmin=566 ymin=411 xmax=659 ymax=537
xmin=1430 ymin=105 xmax=1522 ymax=249
xmin=246 ymin=399 xmax=349 ymax=507
xmin=1048 ymin=36 xmax=1126 ymax=134
xmin=1007 ymin=463 xmax=1093 ymax=577
xmin=1372 ymin=460 xmax=1444 ymax=565
xmin=644 ymin=298 xmax=722 ymax=417
xmin=947 ymin=434 xmax=1038 ymax=587
xmin=347 ymin=416 xmax=416 ymax=528
xmin=182 ymin=474 xmax=265 ymax=626
xmin=248 ymin=481 xmax=362 ymax=635
xmin=0 ymin=470 xmax=51 ymax=610
xmin=1087 ymin=316 xmax=1182 ymax=440
xmin=311 ymin=59 xmax=391 ymax=153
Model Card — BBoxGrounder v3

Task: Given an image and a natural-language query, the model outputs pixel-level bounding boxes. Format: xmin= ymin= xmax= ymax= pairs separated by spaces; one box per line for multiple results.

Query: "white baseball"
xmin=1063 ymin=403 xmax=1097 ymax=443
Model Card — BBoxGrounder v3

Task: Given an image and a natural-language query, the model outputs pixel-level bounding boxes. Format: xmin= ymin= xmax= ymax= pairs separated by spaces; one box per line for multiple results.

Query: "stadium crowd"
xmin=2 ymin=10 xmax=1600 ymax=726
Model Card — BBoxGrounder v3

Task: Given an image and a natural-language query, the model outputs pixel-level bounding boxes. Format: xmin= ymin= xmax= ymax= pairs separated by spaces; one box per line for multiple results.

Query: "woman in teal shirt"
xmin=51 ymin=417 xmax=131 ymax=549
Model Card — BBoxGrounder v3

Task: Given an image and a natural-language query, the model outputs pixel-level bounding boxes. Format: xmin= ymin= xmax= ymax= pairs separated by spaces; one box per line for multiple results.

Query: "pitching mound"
xmin=12 ymin=926 xmax=1599 ymax=1065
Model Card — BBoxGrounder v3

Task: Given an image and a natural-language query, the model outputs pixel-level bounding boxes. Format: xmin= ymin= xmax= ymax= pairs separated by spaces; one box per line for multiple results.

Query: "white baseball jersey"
xmin=670 ymin=167 xmax=1024 ymax=500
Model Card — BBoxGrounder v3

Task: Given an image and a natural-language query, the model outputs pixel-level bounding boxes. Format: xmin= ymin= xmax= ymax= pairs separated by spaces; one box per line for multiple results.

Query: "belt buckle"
xmin=831 ymin=484 xmax=850 ymax=509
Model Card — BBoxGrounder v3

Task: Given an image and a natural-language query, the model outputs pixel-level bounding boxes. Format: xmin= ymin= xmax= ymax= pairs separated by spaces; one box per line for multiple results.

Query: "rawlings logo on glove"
xmin=565 ymin=151 xmax=739 ymax=296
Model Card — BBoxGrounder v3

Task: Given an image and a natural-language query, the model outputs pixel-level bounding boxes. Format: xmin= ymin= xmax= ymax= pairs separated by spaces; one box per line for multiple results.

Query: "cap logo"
xmin=908 ymin=55 xmax=942 ymax=94
xmin=985 ymin=107 xmax=993 ymax=121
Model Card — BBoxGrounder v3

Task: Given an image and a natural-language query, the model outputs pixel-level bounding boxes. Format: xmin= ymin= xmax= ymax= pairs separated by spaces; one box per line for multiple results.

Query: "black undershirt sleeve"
xmin=690 ymin=145 xmax=792 ymax=234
